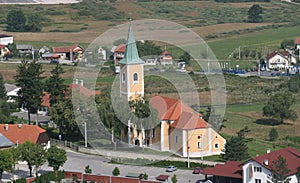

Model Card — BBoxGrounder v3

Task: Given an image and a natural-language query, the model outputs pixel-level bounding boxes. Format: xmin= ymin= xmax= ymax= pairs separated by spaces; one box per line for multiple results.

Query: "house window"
xmin=254 ymin=167 xmax=262 ymax=172
xmin=133 ymin=73 xmax=138 ymax=84
xmin=175 ymin=136 xmax=178 ymax=144
xmin=255 ymin=179 xmax=261 ymax=183
xmin=198 ymin=142 xmax=202 ymax=149
xmin=122 ymin=73 xmax=126 ymax=83
xmin=152 ymin=128 xmax=155 ymax=138
xmin=214 ymin=143 xmax=219 ymax=149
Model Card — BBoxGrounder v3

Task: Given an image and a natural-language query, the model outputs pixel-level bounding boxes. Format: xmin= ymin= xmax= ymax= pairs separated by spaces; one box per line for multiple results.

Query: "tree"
xmin=25 ymin=13 xmax=42 ymax=32
xmin=47 ymin=145 xmax=67 ymax=175
xmin=14 ymin=61 xmax=45 ymax=124
xmin=281 ymin=39 xmax=294 ymax=49
xmin=85 ymin=165 xmax=92 ymax=174
xmin=45 ymin=64 xmax=67 ymax=106
xmin=6 ymin=9 xmax=26 ymax=32
xmin=136 ymin=41 xmax=162 ymax=58
xmin=0 ymin=149 xmax=14 ymax=180
xmin=263 ymin=92 xmax=297 ymax=124
xmin=142 ymin=172 xmax=148 ymax=180
xmin=269 ymin=128 xmax=278 ymax=141
xmin=248 ymin=4 xmax=263 ymax=23
xmin=112 ymin=167 xmax=120 ymax=176
xmin=221 ymin=127 xmax=250 ymax=161
xmin=0 ymin=73 xmax=6 ymax=99
xmin=269 ymin=155 xmax=291 ymax=183
xmin=18 ymin=141 xmax=46 ymax=177
xmin=171 ymin=174 xmax=177 ymax=183
xmin=179 ymin=51 xmax=191 ymax=64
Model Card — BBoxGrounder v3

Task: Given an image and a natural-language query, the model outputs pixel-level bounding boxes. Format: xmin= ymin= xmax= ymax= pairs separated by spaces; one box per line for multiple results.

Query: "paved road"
xmin=7 ymin=150 xmax=206 ymax=183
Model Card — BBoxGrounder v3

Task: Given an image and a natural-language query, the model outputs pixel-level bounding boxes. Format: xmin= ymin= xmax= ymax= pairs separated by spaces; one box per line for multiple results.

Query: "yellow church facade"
xmin=119 ymin=21 xmax=226 ymax=158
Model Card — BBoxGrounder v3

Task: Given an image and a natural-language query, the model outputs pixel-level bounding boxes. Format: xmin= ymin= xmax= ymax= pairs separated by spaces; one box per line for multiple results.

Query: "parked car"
xmin=166 ymin=165 xmax=177 ymax=172
xmin=50 ymin=59 xmax=59 ymax=64
xmin=193 ymin=167 xmax=203 ymax=174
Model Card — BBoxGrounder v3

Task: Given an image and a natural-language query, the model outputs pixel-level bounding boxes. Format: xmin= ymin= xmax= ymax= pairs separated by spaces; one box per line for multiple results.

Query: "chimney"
xmin=4 ymin=124 xmax=8 ymax=131
xmin=264 ymin=159 xmax=269 ymax=166
xmin=80 ymin=80 xmax=83 ymax=86
xmin=267 ymin=148 xmax=271 ymax=154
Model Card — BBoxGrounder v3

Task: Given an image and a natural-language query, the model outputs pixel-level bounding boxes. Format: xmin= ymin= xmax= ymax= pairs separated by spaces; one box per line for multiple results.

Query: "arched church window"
xmin=133 ymin=73 xmax=138 ymax=83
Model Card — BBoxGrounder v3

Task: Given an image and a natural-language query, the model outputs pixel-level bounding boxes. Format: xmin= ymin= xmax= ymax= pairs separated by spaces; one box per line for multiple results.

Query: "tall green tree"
xmin=112 ymin=167 xmax=120 ymax=176
xmin=136 ymin=41 xmax=162 ymax=58
xmin=263 ymin=92 xmax=297 ymax=124
xmin=0 ymin=73 xmax=6 ymax=99
xmin=6 ymin=9 xmax=26 ymax=32
xmin=18 ymin=141 xmax=46 ymax=177
xmin=269 ymin=155 xmax=291 ymax=183
xmin=179 ymin=51 xmax=191 ymax=64
xmin=46 ymin=146 xmax=67 ymax=175
xmin=14 ymin=61 xmax=45 ymax=124
xmin=248 ymin=4 xmax=263 ymax=23
xmin=45 ymin=64 xmax=67 ymax=106
xmin=25 ymin=13 xmax=42 ymax=32
xmin=269 ymin=128 xmax=278 ymax=141
xmin=0 ymin=149 xmax=14 ymax=180
xmin=221 ymin=127 xmax=250 ymax=161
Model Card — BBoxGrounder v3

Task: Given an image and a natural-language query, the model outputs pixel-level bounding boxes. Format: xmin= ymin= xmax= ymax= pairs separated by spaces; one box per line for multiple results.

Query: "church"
xmin=118 ymin=21 xmax=226 ymax=158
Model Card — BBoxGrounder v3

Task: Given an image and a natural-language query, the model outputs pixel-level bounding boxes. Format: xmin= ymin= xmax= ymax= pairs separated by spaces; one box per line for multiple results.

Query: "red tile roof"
xmin=202 ymin=161 xmax=243 ymax=179
xmin=0 ymin=124 xmax=49 ymax=145
xmin=266 ymin=51 xmax=290 ymax=60
xmin=252 ymin=147 xmax=300 ymax=176
xmin=112 ymin=176 xmax=139 ymax=183
xmin=84 ymin=174 xmax=110 ymax=183
xmin=69 ymin=83 xmax=101 ymax=97
xmin=150 ymin=95 xmax=209 ymax=130
xmin=0 ymin=44 xmax=6 ymax=49
xmin=156 ymin=175 xmax=169 ymax=181
xmin=64 ymin=171 xmax=83 ymax=180
xmin=295 ymin=38 xmax=300 ymax=45
xmin=115 ymin=44 xmax=126 ymax=53
xmin=52 ymin=44 xmax=83 ymax=53
xmin=161 ymin=50 xmax=171 ymax=56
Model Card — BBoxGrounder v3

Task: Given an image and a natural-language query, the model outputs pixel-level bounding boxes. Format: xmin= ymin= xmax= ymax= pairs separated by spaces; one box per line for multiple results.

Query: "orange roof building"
xmin=149 ymin=95 xmax=226 ymax=158
xmin=0 ymin=124 xmax=50 ymax=145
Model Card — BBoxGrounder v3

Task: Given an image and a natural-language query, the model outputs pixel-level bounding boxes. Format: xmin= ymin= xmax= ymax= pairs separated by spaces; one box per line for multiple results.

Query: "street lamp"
xmin=187 ymin=146 xmax=190 ymax=168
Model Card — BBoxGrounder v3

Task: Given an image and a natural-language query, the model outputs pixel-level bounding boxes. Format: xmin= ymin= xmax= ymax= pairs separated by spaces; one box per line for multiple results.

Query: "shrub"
xmin=112 ymin=167 xmax=120 ymax=176
xmin=13 ymin=178 xmax=26 ymax=183
xmin=269 ymin=128 xmax=278 ymax=141
xmin=38 ymin=171 xmax=64 ymax=183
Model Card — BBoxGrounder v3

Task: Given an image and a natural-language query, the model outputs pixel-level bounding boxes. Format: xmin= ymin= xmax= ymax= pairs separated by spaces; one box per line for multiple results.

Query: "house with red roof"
xmin=0 ymin=44 xmax=10 ymax=58
xmin=202 ymin=147 xmax=300 ymax=183
xmin=295 ymin=38 xmax=300 ymax=50
xmin=0 ymin=124 xmax=50 ymax=147
xmin=265 ymin=51 xmax=296 ymax=70
xmin=149 ymin=95 xmax=226 ymax=157
xmin=158 ymin=50 xmax=173 ymax=65
xmin=52 ymin=44 xmax=84 ymax=62
xmin=113 ymin=44 xmax=126 ymax=64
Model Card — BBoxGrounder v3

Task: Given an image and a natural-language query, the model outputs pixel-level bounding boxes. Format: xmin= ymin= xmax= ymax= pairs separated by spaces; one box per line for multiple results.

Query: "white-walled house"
xmin=0 ymin=34 xmax=13 ymax=46
xmin=203 ymin=147 xmax=300 ymax=183
xmin=295 ymin=38 xmax=300 ymax=50
xmin=266 ymin=51 xmax=296 ymax=70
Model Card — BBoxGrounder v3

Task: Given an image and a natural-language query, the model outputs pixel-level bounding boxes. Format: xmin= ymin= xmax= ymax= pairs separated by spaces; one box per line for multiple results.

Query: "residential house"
xmin=119 ymin=21 xmax=225 ymax=158
xmin=5 ymin=83 xmax=19 ymax=102
xmin=98 ymin=47 xmax=107 ymax=60
xmin=265 ymin=51 xmax=296 ymax=70
xmin=70 ymin=79 xmax=101 ymax=97
xmin=16 ymin=44 xmax=33 ymax=54
xmin=0 ymin=34 xmax=13 ymax=45
xmin=52 ymin=44 xmax=84 ymax=62
xmin=0 ymin=44 xmax=10 ymax=58
xmin=158 ymin=50 xmax=173 ymax=65
xmin=0 ymin=124 xmax=50 ymax=147
xmin=203 ymin=147 xmax=300 ymax=183
xmin=113 ymin=44 xmax=126 ymax=64
xmin=0 ymin=133 xmax=15 ymax=149
xmin=295 ymin=38 xmax=300 ymax=50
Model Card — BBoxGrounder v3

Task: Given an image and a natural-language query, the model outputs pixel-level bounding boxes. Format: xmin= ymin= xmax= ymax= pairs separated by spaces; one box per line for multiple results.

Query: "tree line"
xmin=0 ymin=142 xmax=67 ymax=181
xmin=6 ymin=9 xmax=42 ymax=32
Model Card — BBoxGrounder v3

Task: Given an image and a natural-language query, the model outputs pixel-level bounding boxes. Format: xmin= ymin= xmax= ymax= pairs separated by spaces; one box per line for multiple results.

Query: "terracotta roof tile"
xmin=252 ymin=147 xmax=300 ymax=176
xmin=0 ymin=124 xmax=48 ymax=145
xmin=202 ymin=161 xmax=243 ymax=179
xmin=114 ymin=44 xmax=126 ymax=53
xmin=53 ymin=44 xmax=83 ymax=53
xmin=112 ymin=176 xmax=139 ymax=183
xmin=150 ymin=95 xmax=208 ymax=130
xmin=156 ymin=175 xmax=169 ymax=181
xmin=69 ymin=83 xmax=101 ymax=97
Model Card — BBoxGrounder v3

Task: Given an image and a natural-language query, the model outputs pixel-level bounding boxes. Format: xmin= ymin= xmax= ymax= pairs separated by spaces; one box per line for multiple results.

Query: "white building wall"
xmin=243 ymin=160 xmax=298 ymax=183
xmin=0 ymin=37 xmax=13 ymax=45
xmin=268 ymin=54 xmax=289 ymax=69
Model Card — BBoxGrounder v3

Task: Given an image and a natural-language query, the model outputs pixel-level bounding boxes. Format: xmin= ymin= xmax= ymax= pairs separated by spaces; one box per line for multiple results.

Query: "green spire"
xmin=119 ymin=20 xmax=144 ymax=65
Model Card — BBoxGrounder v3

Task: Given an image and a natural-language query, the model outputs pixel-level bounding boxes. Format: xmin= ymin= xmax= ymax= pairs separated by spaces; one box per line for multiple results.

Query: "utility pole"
xmin=84 ymin=122 xmax=87 ymax=148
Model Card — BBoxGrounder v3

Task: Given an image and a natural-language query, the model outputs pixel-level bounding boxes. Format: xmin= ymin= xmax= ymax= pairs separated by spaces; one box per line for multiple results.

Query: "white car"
xmin=166 ymin=165 xmax=177 ymax=172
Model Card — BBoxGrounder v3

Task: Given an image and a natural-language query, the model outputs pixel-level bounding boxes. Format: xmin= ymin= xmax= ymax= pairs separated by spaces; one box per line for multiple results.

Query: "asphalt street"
xmin=8 ymin=150 xmax=206 ymax=183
